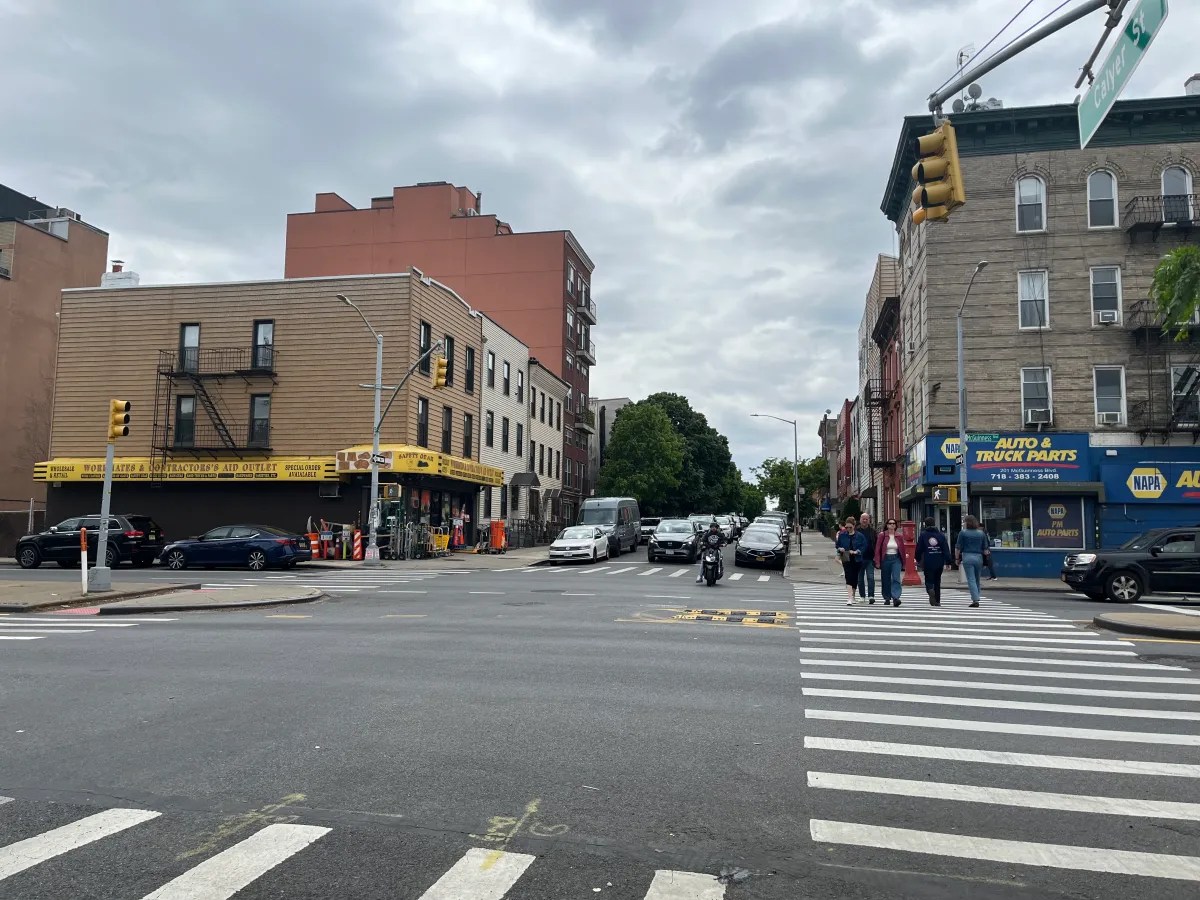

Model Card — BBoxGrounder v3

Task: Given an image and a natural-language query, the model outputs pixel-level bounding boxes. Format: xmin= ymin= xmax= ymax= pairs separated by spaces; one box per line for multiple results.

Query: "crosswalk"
xmin=0 ymin=614 xmax=176 ymax=647
xmin=195 ymin=568 xmax=474 ymax=594
xmin=493 ymin=564 xmax=777 ymax=582
xmin=0 ymin=800 xmax=729 ymax=898
xmin=791 ymin=580 xmax=1200 ymax=885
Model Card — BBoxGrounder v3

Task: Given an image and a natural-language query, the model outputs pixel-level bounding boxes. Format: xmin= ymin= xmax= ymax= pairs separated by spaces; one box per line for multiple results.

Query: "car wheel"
xmin=611 ymin=541 xmax=620 ymax=558
xmin=164 ymin=549 xmax=188 ymax=571
xmin=247 ymin=549 xmax=268 ymax=571
xmin=17 ymin=545 xmax=41 ymax=569
xmin=1105 ymin=570 xmax=1142 ymax=603
xmin=105 ymin=545 xmax=118 ymax=568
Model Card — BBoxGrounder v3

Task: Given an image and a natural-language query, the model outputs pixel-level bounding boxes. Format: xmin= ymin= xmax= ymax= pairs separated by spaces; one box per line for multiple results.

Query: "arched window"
xmin=1087 ymin=170 xmax=1117 ymax=228
xmin=1163 ymin=166 xmax=1194 ymax=223
xmin=1016 ymin=175 xmax=1046 ymax=232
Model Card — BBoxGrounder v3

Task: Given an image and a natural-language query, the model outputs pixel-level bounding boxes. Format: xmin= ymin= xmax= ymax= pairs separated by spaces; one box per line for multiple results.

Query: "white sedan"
xmin=548 ymin=526 xmax=610 ymax=564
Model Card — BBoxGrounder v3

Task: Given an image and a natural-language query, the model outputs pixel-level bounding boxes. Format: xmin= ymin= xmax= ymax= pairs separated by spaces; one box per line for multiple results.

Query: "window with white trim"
xmin=1016 ymin=175 xmax=1046 ymax=232
xmin=1163 ymin=166 xmax=1194 ymax=222
xmin=1172 ymin=365 xmax=1200 ymax=424
xmin=1087 ymin=170 xmax=1117 ymax=228
xmin=1018 ymin=270 xmax=1049 ymax=330
xmin=1089 ymin=266 xmax=1121 ymax=324
xmin=1021 ymin=367 xmax=1052 ymax=423
xmin=1093 ymin=366 xmax=1125 ymax=425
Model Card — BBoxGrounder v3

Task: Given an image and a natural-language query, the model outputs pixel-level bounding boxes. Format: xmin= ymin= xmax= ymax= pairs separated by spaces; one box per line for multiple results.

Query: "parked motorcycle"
xmin=702 ymin=547 xmax=722 ymax=586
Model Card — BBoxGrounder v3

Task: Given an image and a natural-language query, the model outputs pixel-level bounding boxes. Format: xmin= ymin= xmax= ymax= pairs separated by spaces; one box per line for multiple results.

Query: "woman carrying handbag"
xmin=834 ymin=517 xmax=869 ymax=606
xmin=873 ymin=517 xmax=908 ymax=607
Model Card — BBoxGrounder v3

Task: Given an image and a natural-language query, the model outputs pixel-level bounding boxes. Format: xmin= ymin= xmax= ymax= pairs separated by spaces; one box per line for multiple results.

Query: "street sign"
xmin=966 ymin=433 xmax=998 ymax=443
xmin=952 ymin=453 xmax=964 ymax=465
xmin=370 ymin=453 xmax=387 ymax=465
xmin=798 ymin=487 xmax=807 ymax=496
xmin=1078 ymin=0 xmax=1168 ymax=149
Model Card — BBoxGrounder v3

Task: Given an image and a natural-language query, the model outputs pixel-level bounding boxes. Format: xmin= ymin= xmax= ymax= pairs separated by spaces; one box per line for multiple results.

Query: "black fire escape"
xmin=1128 ymin=300 xmax=1200 ymax=445
xmin=866 ymin=295 xmax=901 ymax=467
xmin=150 ymin=346 xmax=278 ymax=481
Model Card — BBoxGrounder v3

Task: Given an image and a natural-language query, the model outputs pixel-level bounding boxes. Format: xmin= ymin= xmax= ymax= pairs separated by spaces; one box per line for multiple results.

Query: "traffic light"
xmin=107 ymin=399 xmax=131 ymax=441
xmin=911 ymin=120 xmax=966 ymax=224
xmin=932 ymin=486 xmax=959 ymax=504
xmin=432 ymin=356 xmax=448 ymax=389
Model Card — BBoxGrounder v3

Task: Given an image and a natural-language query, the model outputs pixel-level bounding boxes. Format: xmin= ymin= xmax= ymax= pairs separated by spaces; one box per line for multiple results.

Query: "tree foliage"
xmin=643 ymin=392 xmax=738 ymax=514
xmin=1151 ymin=246 xmax=1200 ymax=340
xmin=740 ymin=483 xmax=767 ymax=519
xmin=839 ymin=497 xmax=862 ymax=524
xmin=595 ymin=403 xmax=684 ymax=515
xmin=752 ymin=455 xmax=829 ymax=520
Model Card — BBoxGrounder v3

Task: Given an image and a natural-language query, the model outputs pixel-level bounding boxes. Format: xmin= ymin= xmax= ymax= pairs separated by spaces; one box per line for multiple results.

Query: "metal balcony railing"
xmin=1123 ymin=194 xmax=1199 ymax=232
xmin=578 ymin=295 xmax=597 ymax=322
xmin=578 ymin=336 xmax=596 ymax=360
xmin=154 ymin=421 xmax=272 ymax=452
xmin=158 ymin=346 xmax=277 ymax=376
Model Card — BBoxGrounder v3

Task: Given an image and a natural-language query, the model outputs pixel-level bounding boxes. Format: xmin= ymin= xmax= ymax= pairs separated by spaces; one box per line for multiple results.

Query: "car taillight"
xmin=124 ymin=530 xmax=144 ymax=538
xmin=275 ymin=538 xmax=292 ymax=545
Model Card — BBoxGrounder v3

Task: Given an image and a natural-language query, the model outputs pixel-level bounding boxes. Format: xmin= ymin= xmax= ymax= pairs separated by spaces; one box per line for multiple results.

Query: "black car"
xmin=735 ymin=527 xmax=788 ymax=570
xmin=638 ymin=517 xmax=662 ymax=545
xmin=647 ymin=519 xmax=700 ymax=563
xmin=1060 ymin=526 xmax=1200 ymax=602
xmin=16 ymin=513 xmax=166 ymax=569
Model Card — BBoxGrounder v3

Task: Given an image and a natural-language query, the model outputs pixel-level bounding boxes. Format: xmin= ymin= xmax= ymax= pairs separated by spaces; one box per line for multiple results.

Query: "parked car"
xmin=160 ymin=525 xmax=311 ymax=571
xmin=16 ymin=513 xmax=165 ymax=569
xmin=714 ymin=515 xmax=735 ymax=541
xmin=638 ymin=517 xmax=662 ymax=545
xmin=755 ymin=515 xmax=790 ymax=546
xmin=647 ymin=519 xmax=701 ymax=563
xmin=720 ymin=514 xmax=742 ymax=539
xmin=735 ymin=526 xmax=788 ymax=570
xmin=737 ymin=515 xmax=750 ymax=530
xmin=549 ymin=526 xmax=610 ymax=564
xmin=1060 ymin=526 xmax=1200 ymax=602
xmin=578 ymin=497 xmax=641 ymax=556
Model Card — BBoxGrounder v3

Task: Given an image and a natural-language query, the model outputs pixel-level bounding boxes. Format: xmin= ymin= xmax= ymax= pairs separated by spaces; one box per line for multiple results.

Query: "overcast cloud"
xmin=3 ymin=0 xmax=1197 ymax=473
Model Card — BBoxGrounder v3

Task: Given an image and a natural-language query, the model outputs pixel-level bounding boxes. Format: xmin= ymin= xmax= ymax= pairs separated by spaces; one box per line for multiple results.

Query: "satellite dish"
xmin=968 ymin=83 xmax=983 ymax=99
xmin=952 ymin=98 xmax=966 ymax=113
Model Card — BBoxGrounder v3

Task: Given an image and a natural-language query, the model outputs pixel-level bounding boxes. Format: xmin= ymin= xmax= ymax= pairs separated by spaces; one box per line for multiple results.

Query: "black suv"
xmin=1060 ymin=526 xmax=1200 ymax=602
xmin=16 ymin=514 xmax=166 ymax=570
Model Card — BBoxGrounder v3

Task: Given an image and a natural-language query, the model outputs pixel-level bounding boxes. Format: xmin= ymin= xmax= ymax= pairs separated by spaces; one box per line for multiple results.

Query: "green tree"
xmin=740 ymin=483 xmax=767 ymax=519
xmin=839 ymin=497 xmax=862 ymax=524
xmin=643 ymin=392 xmax=736 ymax=513
xmin=752 ymin=455 xmax=828 ymax=520
xmin=1152 ymin=246 xmax=1200 ymax=339
xmin=596 ymin=404 xmax=684 ymax=515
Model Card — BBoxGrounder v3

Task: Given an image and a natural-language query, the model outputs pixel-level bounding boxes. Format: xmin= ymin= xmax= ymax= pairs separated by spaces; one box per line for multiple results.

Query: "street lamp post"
xmin=338 ymin=293 xmax=385 ymax=566
xmin=956 ymin=261 xmax=989 ymax=542
xmin=751 ymin=413 xmax=803 ymax=555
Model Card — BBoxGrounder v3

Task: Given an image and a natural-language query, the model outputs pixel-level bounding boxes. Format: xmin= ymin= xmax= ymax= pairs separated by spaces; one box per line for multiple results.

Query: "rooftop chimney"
xmin=111 ymin=260 xmax=124 ymax=273
xmin=1187 ymin=74 xmax=1200 ymax=97
xmin=100 ymin=260 xmax=140 ymax=288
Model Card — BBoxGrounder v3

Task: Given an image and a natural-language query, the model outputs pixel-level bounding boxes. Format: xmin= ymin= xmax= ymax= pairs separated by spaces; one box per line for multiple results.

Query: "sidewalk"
xmin=98 ymin=585 xmax=323 ymax=615
xmin=1093 ymin=611 xmax=1200 ymax=640
xmin=0 ymin=580 xmax=200 ymax=613
xmin=0 ymin=579 xmax=322 ymax=614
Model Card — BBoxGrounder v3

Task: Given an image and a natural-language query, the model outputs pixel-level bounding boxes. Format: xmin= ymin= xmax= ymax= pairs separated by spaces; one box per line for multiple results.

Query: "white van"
xmin=578 ymin=497 xmax=641 ymax=556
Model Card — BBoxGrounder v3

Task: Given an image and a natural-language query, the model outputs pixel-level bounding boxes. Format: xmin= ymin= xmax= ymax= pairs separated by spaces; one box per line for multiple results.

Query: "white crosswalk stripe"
xmin=0 ymin=616 xmax=179 ymax=648
xmin=795 ymin=579 xmax=1200 ymax=884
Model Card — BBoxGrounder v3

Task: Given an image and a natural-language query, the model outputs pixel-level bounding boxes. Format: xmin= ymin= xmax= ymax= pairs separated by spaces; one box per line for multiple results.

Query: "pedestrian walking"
xmin=857 ymin=512 xmax=877 ymax=603
xmin=873 ymin=516 xmax=907 ymax=607
xmin=915 ymin=516 xmax=951 ymax=606
xmin=834 ymin=517 xmax=868 ymax=606
xmin=955 ymin=514 xmax=990 ymax=607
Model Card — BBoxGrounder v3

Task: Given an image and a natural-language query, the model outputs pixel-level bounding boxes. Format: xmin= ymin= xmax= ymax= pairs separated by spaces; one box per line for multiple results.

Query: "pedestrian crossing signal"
xmin=432 ymin=356 xmax=448 ymax=389
xmin=933 ymin=486 xmax=959 ymax=504
xmin=107 ymin=399 xmax=131 ymax=441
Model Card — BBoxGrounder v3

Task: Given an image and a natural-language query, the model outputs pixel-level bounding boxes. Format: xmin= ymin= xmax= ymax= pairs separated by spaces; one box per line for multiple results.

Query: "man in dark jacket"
xmin=857 ymin=513 xmax=877 ymax=602
xmin=915 ymin=516 xmax=951 ymax=606
xmin=696 ymin=521 xmax=725 ymax=583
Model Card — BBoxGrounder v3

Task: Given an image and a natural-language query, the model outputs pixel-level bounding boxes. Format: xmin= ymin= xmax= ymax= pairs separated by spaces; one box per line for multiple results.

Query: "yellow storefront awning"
xmin=34 ymin=456 xmax=339 ymax=482
xmin=336 ymin=445 xmax=503 ymax=487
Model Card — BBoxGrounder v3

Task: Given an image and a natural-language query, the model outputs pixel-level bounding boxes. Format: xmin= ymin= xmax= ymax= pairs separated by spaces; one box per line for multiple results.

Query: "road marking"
xmin=495 ymin=567 xmax=526 ymax=572
xmin=562 ymin=593 xmax=595 ymax=597
xmin=140 ymin=823 xmax=331 ymax=899
xmin=795 ymin=629 xmax=1125 ymax=644
xmin=669 ymin=569 xmax=687 ymax=578
xmin=299 ymin=585 xmax=361 ymax=590
xmin=607 ymin=567 xmax=637 ymax=575
xmin=800 ymin=637 xmax=1137 ymax=655
xmin=15 ymin=617 xmax=178 ymax=623
xmin=799 ymin=671 xmax=1200 ymax=701
xmin=803 ymin=737 xmax=1200 ymax=778
xmin=0 ymin=621 xmax=135 ymax=628
xmin=806 ymin=709 xmax=1200 ymax=745
xmin=579 ymin=566 xmax=611 ymax=576
xmin=802 ymin=687 xmax=1200 ymax=720
xmin=0 ymin=636 xmax=44 ymax=641
xmin=809 ymin=771 xmax=1200 ymax=820
xmin=757 ymin=575 xmax=771 ymax=582
xmin=415 ymin=847 xmax=535 ymax=899
xmin=793 ymin=612 xmax=1063 ymax=623
xmin=0 ymin=808 xmax=161 ymax=881
xmin=381 ymin=614 xmax=428 ymax=618
xmin=644 ymin=868 xmax=726 ymax=899
xmin=809 ymin=819 xmax=1200 ymax=881
xmin=469 ymin=592 xmax=505 ymax=595
xmin=0 ymin=797 xmax=10 ymax=806
xmin=265 ymin=615 xmax=311 ymax=619
xmin=1137 ymin=603 xmax=1200 ymax=617
xmin=380 ymin=590 xmax=427 ymax=594
xmin=799 ymin=624 xmax=1081 ymax=636
xmin=728 ymin=573 xmax=743 ymax=581
xmin=798 ymin=658 xmax=1200 ymax=683
xmin=796 ymin=647 xmax=1154 ymax=665
xmin=0 ymin=629 xmax=93 ymax=634
xmin=641 ymin=567 xmax=664 ymax=576
xmin=647 ymin=595 xmax=693 ymax=600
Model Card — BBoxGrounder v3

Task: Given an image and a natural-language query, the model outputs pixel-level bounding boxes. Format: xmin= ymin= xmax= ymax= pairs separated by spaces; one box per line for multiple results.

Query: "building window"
xmin=539 ymin=444 xmax=545 ymax=475
xmin=556 ymin=450 xmax=561 ymax=479
xmin=174 ymin=395 xmax=195 ymax=447
xmin=529 ymin=440 xmax=536 ymax=471
xmin=500 ymin=482 xmax=508 ymax=518
xmin=487 ymin=351 xmax=495 ymax=388
xmin=464 ymin=413 xmax=473 ymax=458
xmin=1016 ymin=175 xmax=1046 ymax=232
xmin=566 ymin=351 xmax=575 ymax=371
xmin=529 ymin=386 xmax=537 ymax=417
xmin=567 ymin=309 xmax=575 ymax=330
xmin=179 ymin=323 xmax=200 ymax=372
xmin=540 ymin=392 xmax=546 ymax=423
xmin=1018 ymin=270 xmax=1049 ymax=330
xmin=1090 ymin=266 xmax=1121 ymax=325
xmin=484 ymin=487 xmax=492 ymax=518
xmin=503 ymin=361 xmax=511 ymax=395
xmin=485 ymin=410 xmax=494 ymax=448
xmin=556 ymin=402 xmax=561 ymax=430
xmin=443 ymin=336 xmax=455 ymax=386
xmin=252 ymin=320 xmax=274 ymax=369
xmin=441 ymin=406 xmax=453 ymax=454
xmin=417 ymin=397 xmax=429 ymax=447
xmin=249 ymin=394 xmax=271 ymax=447
xmin=1172 ymin=365 xmax=1200 ymax=424
xmin=516 ymin=422 xmax=524 ymax=457
xmin=567 ymin=262 xmax=576 ymax=295
xmin=419 ymin=322 xmax=432 ymax=374
xmin=1087 ymin=170 xmax=1117 ymax=228
xmin=578 ymin=391 xmax=586 ymax=412
xmin=501 ymin=417 xmax=510 ymax=453
xmin=465 ymin=347 xmax=476 ymax=393
xmin=565 ymin=393 xmax=572 ymax=413
xmin=516 ymin=370 xmax=524 ymax=402
xmin=1163 ymin=166 xmax=1194 ymax=222
xmin=1093 ymin=366 xmax=1125 ymax=425
xmin=1020 ymin=367 xmax=1052 ymax=425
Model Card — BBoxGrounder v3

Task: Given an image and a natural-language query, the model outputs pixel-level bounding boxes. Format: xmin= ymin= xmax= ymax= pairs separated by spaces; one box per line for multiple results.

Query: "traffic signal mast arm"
xmin=376 ymin=339 xmax=445 ymax=437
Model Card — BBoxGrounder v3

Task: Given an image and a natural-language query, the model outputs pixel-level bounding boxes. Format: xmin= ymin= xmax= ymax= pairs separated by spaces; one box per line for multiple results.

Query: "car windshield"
xmin=656 ymin=521 xmax=693 ymax=534
xmin=1121 ymin=531 xmax=1168 ymax=551
xmin=580 ymin=508 xmax=616 ymax=525
xmin=560 ymin=527 xmax=595 ymax=540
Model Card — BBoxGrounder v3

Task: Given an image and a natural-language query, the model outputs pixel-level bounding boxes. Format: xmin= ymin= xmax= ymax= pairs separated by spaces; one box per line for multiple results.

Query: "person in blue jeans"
xmin=834 ymin=517 xmax=869 ymax=606
xmin=873 ymin=516 xmax=908 ymax=607
xmin=856 ymin=512 xmax=877 ymax=602
xmin=955 ymin=514 xmax=990 ymax=607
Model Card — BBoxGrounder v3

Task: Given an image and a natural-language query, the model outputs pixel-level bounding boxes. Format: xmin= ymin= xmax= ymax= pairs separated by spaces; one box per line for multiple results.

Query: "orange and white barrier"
xmin=352 ymin=529 xmax=363 ymax=560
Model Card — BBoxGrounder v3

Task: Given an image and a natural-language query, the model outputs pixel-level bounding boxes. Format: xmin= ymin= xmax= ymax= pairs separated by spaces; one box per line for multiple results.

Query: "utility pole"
xmin=339 ymin=294 xmax=386 ymax=566
xmin=956 ymin=261 xmax=989 ymax=540
xmin=751 ymin=413 xmax=802 ymax=555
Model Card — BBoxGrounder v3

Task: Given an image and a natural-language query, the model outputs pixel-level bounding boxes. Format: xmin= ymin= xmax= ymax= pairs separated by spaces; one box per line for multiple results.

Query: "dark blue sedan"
xmin=159 ymin=524 xmax=312 ymax=571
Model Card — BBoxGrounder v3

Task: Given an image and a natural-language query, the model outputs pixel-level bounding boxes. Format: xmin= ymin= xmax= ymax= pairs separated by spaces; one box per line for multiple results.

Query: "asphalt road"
xmin=1 ymin=546 xmax=1199 ymax=899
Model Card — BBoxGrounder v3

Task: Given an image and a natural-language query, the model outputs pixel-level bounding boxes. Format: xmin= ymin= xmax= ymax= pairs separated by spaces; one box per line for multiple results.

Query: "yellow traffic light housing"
xmin=108 ymin=399 xmax=131 ymax=441
xmin=432 ymin=356 xmax=448 ymax=389
xmin=911 ymin=120 xmax=966 ymax=224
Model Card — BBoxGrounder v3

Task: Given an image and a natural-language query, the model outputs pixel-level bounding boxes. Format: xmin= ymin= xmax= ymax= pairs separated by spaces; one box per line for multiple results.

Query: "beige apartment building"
xmin=38 ymin=271 xmax=501 ymax=542
xmin=529 ymin=359 xmax=570 ymax=529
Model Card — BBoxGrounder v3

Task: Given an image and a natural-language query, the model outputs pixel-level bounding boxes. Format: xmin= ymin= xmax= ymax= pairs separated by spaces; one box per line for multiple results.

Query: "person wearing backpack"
xmin=915 ymin=516 xmax=951 ymax=607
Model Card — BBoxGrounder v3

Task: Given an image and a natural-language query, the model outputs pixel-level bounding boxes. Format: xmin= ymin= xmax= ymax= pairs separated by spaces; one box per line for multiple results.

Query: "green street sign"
xmin=1079 ymin=0 xmax=1168 ymax=149
xmin=966 ymin=433 xmax=998 ymax=443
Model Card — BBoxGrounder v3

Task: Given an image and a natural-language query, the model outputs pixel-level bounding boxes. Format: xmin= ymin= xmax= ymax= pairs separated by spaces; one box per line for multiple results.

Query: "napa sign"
xmin=1104 ymin=461 xmax=1200 ymax=503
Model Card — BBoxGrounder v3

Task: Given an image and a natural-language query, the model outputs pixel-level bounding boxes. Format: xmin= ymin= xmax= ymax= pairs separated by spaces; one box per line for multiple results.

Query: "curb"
xmin=1092 ymin=614 xmax=1200 ymax=640
xmin=0 ymin=582 xmax=203 ymax=613
xmin=97 ymin=589 xmax=326 ymax=615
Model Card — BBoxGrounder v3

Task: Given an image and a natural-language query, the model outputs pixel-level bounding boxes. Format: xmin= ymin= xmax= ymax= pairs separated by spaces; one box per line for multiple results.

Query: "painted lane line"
xmin=607 ymin=567 xmax=638 ymax=575
xmin=803 ymin=736 xmax=1200 ymax=778
xmin=795 ymin=647 xmax=1156 ymax=666
xmin=0 ymin=622 xmax=136 ymax=629
xmin=0 ymin=629 xmax=92 ymax=635
xmin=0 ymin=797 xmax=9 ymax=806
xmin=727 ymin=573 xmax=743 ymax=581
xmin=15 ymin=617 xmax=178 ymax=624
xmin=795 ymin=619 xmax=1075 ymax=630
xmin=0 ymin=636 xmax=44 ymax=641
xmin=469 ymin=592 xmax=505 ymax=595
xmin=0 ymin=808 xmax=161 ymax=882
xmin=415 ymin=847 xmax=536 ymax=899
xmin=380 ymin=590 xmax=427 ymax=594
xmin=805 ymin=709 xmax=1200 ymax=746
xmin=799 ymin=671 xmax=1200 ymax=701
xmin=797 ymin=631 xmax=1129 ymax=645
xmin=1137 ymin=603 xmax=1200 ymax=617
xmin=140 ymin=823 xmax=331 ymax=900
xmin=797 ymin=625 xmax=1081 ymax=636
xmin=644 ymin=868 xmax=726 ymax=899
xmin=809 ymin=771 xmax=1200 ymax=820
xmin=646 ymin=595 xmax=693 ymax=600
xmin=808 ymin=820 xmax=1200 ymax=881
xmin=797 ymin=658 xmax=1200 ymax=684
xmin=801 ymin=687 xmax=1200 ymax=721
xmin=563 ymin=593 xmax=596 ymax=597
xmin=641 ymin=568 xmax=664 ymax=576
xmin=580 ymin=567 xmax=612 ymax=576
xmin=800 ymin=638 xmax=1137 ymax=655
xmin=757 ymin=575 xmax=771 ymax=582
xmin=495 ymin=567 xmax=526 ymax=572
xmin=669 ymin=570 xmax=687 ymax=578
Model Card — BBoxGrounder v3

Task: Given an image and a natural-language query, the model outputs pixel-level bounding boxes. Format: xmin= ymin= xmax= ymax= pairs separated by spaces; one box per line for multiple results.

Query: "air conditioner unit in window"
xmin=1095 ymin=310 xmax=1119 ymax=325
xmin=906 ymin=340 xmax=917 ymax=355
xmin=318 ymin=483 xmax=341 ymax=499
xmin=1025 ymin=408 xmax=1053 ymax=425
xmin=1097 ymin=411 xmax=1122 ymax=425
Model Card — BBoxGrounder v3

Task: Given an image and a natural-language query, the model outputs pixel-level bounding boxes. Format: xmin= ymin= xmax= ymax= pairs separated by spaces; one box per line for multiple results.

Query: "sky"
xmin=3 ymin=0 xmax=1197 ymax=476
